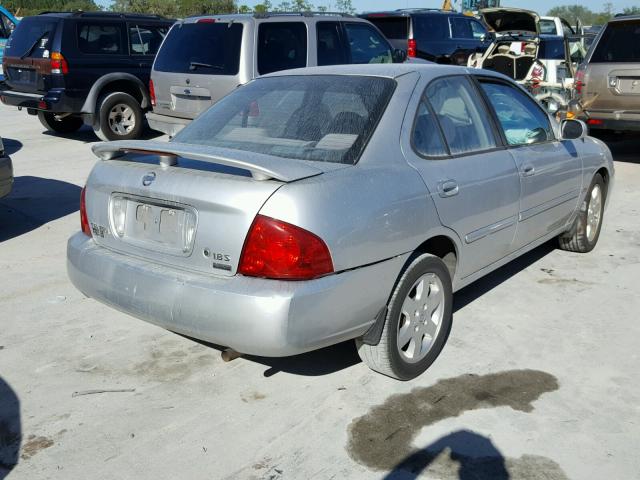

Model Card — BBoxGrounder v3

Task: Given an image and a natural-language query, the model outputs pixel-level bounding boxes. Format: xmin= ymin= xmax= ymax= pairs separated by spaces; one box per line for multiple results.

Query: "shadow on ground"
xmin=1 ymin=138 xmax=22 ymax=156
xmin=0 ymin=176 xmax=81 ymax=242
xmin=0 ymin=377 xmax=21 ymax=479
xmin=42 ymin=125 xmax=164 ymax=143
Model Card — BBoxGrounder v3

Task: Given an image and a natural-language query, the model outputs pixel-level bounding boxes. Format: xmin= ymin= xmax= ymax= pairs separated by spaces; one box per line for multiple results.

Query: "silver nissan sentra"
xmin=67 ymin=64 xmax=614 ymax=380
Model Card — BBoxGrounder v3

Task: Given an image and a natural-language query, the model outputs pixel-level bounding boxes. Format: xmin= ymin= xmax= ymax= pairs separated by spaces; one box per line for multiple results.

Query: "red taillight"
xmin=50 ymin=52 xmax=68 ymax=75
xmin=149 ymin=79 xmax=156 ymax=107
xmin=575 ymin=68 xmax=585 ymax=95
xmin=197 ymin=18 xmax=216 ymax=23
xmin=80 ymin=187 xmax=92 ymax=237
xmin=587 ymin=119 xmax=603 ymax=126
xmin=238 ymin=215 xmax=333 ymax=280
xmin=407 ymin=39 xmax=417 ymax=58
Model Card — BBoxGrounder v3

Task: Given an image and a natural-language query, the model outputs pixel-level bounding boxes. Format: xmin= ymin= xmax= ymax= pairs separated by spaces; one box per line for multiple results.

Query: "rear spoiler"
xmin=91 ymin=141 xmax=324 ymax=182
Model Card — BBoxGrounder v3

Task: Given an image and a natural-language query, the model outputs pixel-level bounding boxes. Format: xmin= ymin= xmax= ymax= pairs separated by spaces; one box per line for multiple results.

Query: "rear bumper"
xmin=0 ymin=88 xmax=83 ymax=113
xmin=582 ymin=110 xmax=640 ymax=131
xmin=146 ymin=112 xmax=191 ymax=137
xmin=67 ymin=232 xmax=406 ymax=357
xmin=0 ymin=154 xmax=13 ymax=199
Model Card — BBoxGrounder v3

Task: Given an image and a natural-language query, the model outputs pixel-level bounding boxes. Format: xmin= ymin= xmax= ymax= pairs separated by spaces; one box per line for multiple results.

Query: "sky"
xmin=98 ymin=0 xmax=640 ymax=15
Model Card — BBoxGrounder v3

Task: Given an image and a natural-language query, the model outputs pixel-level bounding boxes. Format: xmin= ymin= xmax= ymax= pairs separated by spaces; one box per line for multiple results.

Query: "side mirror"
xmin=561 ymin=119 xmax=588 ymax=140
xmin=392 ymin=48 xmax=408 ymax=63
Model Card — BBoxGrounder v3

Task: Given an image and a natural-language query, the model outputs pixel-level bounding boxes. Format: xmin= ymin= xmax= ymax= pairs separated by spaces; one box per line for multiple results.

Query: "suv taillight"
xmin=238 ymin=215 xmax=333 ymax=280
xmin=149 ymin=79 xmax=156 ymax=107
xmin=80 ymin=187 xmax=92 ymax=237
xmin=408 ymin=39 xmax=417 ymax=58
xmin=50 ymin=52 xmax=68 ymax=75
xmin=575 ymin=67 xmax=586 ymax=95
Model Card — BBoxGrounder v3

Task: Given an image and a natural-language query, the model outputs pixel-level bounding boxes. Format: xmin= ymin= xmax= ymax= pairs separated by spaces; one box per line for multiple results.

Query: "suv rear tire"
xmin=37 ymin=112 xmax=83 ymax=134
xmin=93 ymin=92 xmax=143 ymax=141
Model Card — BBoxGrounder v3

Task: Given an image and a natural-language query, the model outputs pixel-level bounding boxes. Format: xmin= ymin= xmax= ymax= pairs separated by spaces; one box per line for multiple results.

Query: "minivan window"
xmin=129 ymin=25 xmax=167 ymax=55
xmin=366 ymin=17 xmax=409 ymax=40
xmin=344 ymin=23 xmax=393 ymax=64
xmin=591 ymin=21 xmax=640 ymax=63
xmin=78 ymin=24 xmax=123 ymax=55
xmin=258 ymin=22 xmax=307 ymax=75
xmin=154 ymin=22 xmax=243 ymax=75
xmin=317 ymin=21 xmax=347 ymax=66
xmin=480 ymin=81 xmax=553 ymax=145
xmin=426 ymin=76 xmax=497 ymax=155
xmin=5 ymin=17 xmax=58 ymax=57
xmin=174 ymin=75 xmax=396 ymax=165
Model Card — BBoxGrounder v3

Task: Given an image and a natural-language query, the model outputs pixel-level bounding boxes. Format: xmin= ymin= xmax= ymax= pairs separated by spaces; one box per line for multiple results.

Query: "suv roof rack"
xmin=38 ymin=10 xmax=168 ymax=19
xmin=395 ymin=8 xmax=449 ymax=13
xmin=252 ymin=11 xmax=354 ymax=19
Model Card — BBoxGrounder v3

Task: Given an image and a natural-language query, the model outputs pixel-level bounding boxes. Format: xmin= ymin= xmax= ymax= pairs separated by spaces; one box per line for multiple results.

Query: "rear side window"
xmin=154 ymin=22 xmax=243 ymax=75
xmin=413 ymin=15 xmax=448 ymax=41
xmin=258 ymin=22 xmax=307 ymax=75
xmin=591 ymin=21 xmax=640 ymax=63
xmin=344 ymin=23 xmax=393 ymax=64
xmin=5 ymin=17 xmax=59 ymax=58
xmin=174 ymin=75 xmax=396 ymax=165
xmin=78 ymin=23 xmax=123 ymax=55
xmin=412 ymin=100 xmax=448 ymax=157
xmin=366 ymin=17 xmax=409 ymax=40
xmin=480 ymin=81 xmax=553 ymax=146
xmin=317 ymin=21 xmax=347 ymax=66
xmin=129 ymin=25 xmax=167 ymax=55
xmin=450 ymin=18 xmax=473 ymax=39
xmin=426 ymin=76 xmax=497 ymax=155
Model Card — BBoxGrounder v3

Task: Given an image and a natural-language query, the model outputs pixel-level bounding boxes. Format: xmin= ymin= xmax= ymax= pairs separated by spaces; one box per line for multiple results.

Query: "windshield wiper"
xmin=189 ymin=61 xmax=224 ymax=71
xmin=21 ymin=31 xmax=50 ymax=59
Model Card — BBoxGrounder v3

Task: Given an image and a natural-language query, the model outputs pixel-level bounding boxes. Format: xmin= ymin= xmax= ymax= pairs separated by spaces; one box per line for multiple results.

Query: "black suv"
xmin=361 ymin=9 xmax=493 ymax=65
xmin=1 ymin=12 xmax=173 ymax=140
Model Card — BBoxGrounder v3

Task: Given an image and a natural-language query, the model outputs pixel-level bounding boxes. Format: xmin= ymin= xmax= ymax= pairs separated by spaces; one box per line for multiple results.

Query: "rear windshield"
xmin=153 ymin=22 xmax=243 ymax=75
xmin=591 ymin=21 xmax=640 ymax=63
xmin=366 ymin=17 xmax=409 ymax=39
xmin=5 ymin=16 xmax=60 ymax=58
xmin=538 ymin=38 xmax=565 ymax=59
xmin=174 ymin=75 xmax=396 ymax=165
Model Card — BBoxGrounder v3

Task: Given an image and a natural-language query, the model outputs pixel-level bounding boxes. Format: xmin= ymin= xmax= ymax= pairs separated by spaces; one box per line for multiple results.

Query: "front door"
xmin=477 ymin=78 xmax=581 ymax=249
xmin=403 ymin=75 xmax=521 ymax=278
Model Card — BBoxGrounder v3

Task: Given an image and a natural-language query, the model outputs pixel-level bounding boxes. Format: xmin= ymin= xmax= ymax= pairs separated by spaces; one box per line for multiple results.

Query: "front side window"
xmin=174 ymin=75 xmax=396 ymax=165
xmin=412 ymin=100 xmax=448 ymax=157
xmin=450 ymin=18 xmax=473 ymax=39
xmin=317 ymin=21 xmax=347 ymax=66
xmin=129 ymin=25 xmax=167 ymax=55
xmin=470 ymin=20 xmax=488 ymax=39
xmin=426 ymin=76 xmax=497 ymax=155
xmin=258 ymin=22 xmax=307 ymax=75
xmin=343 ymin=23 xmax=392 ymax=64
xmin=78 ymin=23 xmax=123 ymax=55
xmin=539 ymin=19 xmax=558 ymax=35
xmin=479 ymin=81 xmax=553 ymax=145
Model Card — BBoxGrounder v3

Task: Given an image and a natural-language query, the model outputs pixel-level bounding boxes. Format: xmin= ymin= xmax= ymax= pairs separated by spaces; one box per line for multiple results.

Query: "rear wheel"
xmin=558 ymin=173 xmax=606 ymax=253
xmin=93 ymin=92 xmax=143 ymax=141
xmin=356 ymin=254 xmax=453 ymax=381
xmin=37 ymin=111 xmax=83 ymax=134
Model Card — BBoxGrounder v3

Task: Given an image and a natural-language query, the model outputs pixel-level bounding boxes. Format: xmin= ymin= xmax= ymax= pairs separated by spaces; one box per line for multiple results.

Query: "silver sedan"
xmin=67 ymin=64 xmax=614 ymax=380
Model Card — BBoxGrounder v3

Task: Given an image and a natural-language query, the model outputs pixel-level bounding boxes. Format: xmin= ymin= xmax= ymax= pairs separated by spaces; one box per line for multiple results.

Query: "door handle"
xmin=522 ymin=164 xmax=535 ymax=177
xmin=438 ymin=180 xmax=459 ymax=198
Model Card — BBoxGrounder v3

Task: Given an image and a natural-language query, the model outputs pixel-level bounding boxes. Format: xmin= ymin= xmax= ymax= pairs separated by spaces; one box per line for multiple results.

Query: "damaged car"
xmin=468 ymin=8 xmax=586 ymax=114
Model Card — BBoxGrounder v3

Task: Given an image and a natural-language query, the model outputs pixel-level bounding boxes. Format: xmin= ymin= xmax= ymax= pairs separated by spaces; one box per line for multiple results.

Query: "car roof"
xmin=264 ymin=63 xmax=507 ymax=81
xmin=183 ymin=12 xmax=361 ymax=22
xmin=361 ymin=9 xmax=467 ymax=17
xmin=610 ymin=14 xmax=640 ymax=23
xmin=36 ymin=11 xmax=173 ymax=21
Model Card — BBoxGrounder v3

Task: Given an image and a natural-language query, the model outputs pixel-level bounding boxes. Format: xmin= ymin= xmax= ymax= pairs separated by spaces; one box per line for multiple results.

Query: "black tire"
xmin=558 ymin=173 xmax=606 ymax=253
xmin=356 ymin=254 xmax=453 ymax=381
xmin=93 ymin=92 xmax=143 ymax=141
xmin=37 ymin=111 xmax=83 ymax=134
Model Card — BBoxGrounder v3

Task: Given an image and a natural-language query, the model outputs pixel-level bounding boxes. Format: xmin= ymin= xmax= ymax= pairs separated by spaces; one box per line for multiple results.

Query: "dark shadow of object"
xmin=384 ymin=430 xmax=508 ymax=480
xmin=182 ymin=334 xmax=361 ymax=377
xmin=42 ymin=125 xmax=165 ymax=144
xmin=0 ymin=176 xmax=81 ymax=242
xmin=0 ymin=138 xmax=22 ymax=156
xmin=590 ymin=130 xmax=640 ymax=164
xmin=454 ymin=240 xmax=555 ymax=313
xmin=0 ymin=377 xmax=21 ymax=478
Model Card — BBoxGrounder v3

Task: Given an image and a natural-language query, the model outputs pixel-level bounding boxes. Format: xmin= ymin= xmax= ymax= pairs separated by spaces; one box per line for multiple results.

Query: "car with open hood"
xmin=468 ymin=8 xmax=585 ymax=114
xmin=67 ymin=64 xmax=613 ymax=380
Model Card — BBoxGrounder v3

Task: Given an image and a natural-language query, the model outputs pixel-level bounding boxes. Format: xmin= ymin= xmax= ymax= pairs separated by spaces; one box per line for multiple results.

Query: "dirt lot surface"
xmin=1 ymin=105 xmax=639 ymax=480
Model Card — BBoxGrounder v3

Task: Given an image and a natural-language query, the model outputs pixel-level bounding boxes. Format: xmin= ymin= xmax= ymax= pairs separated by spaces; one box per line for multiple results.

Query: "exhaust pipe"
xmin=221 ymin=348 xmax=243 ymax=362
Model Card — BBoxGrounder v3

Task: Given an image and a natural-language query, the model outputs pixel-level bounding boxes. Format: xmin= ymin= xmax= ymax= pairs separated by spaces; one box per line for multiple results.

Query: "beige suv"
xmin=575 ymin=15 xmax=640 ymax=131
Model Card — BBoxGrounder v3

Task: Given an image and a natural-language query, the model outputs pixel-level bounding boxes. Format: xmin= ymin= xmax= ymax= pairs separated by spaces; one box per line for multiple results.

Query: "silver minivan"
xmin=147 ymin=12 xmax=406 ymax=136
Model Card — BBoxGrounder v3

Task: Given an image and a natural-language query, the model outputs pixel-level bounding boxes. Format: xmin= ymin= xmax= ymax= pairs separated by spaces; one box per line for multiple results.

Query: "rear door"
xmin=412 ymin=14 xmax=450 ymax=62
xmin=403 ymin=75 xmax=521 ymax=277
xmin=583 ymin=19 xmax=640 ymax=112
xmin=448 ymin=17 xmax=485 ymax=65
xmin=342 ymin=22 xmax=393 ymax=64
xmin=477 ymin=77 xmax=581 ymax=248
xmin=126 ymin=22 xmax=169 ymax=84
xmin=316 ymin=21 xmax=348 ymax=66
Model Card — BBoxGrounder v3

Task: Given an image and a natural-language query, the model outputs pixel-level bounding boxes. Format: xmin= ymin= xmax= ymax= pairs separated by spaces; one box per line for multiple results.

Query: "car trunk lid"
xmin=481 ymin=8 xmax=539 ymax=36
xmin=85 ymin=141 xmax=335 ymax=276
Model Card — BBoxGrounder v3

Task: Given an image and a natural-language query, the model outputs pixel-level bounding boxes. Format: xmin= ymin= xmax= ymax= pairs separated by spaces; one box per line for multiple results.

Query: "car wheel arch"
xmin=81 ymin=73 xmax=150 ymax=115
